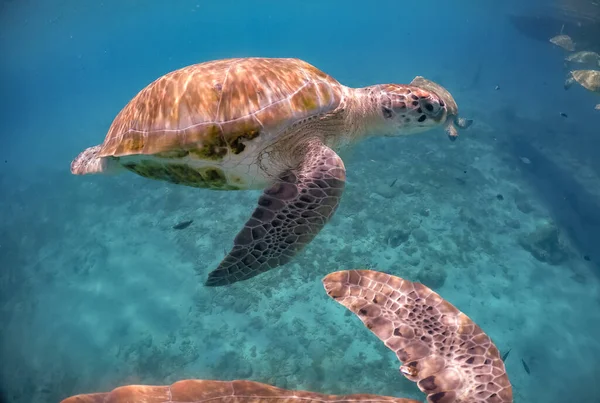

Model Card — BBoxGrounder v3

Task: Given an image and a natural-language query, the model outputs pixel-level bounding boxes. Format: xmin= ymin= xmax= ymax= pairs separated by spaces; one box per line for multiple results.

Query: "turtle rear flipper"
xmin=205 ymin=141 xmax=346 ymax=286
xmin=70 ymin=145 xmax=122 ymax=175
xmin=323 ymin=269 xmax=513 ymax=403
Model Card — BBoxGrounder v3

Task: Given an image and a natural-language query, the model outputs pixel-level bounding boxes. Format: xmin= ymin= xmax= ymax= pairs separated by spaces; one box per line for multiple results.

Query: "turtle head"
xmin=408 ymin=76 xmax=473 ymax=141
xmin=377 ymin=83 xmax=450 ymax=137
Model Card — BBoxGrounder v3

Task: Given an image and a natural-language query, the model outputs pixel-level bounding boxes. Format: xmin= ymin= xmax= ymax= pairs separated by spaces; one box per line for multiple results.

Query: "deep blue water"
xmin=1 ymin=1 xmax=600 ymax=402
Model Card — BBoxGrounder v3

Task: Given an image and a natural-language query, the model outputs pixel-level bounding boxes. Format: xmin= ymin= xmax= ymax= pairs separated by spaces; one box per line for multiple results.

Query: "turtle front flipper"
xmin=323 ymin=269 xmax=513 ymax=403
xmin=444 ymin=121 xmax=459 ymax=141
xmin=564 ymin=74 xmax=576 ymax=90
xmin=205 ymin=142 xmax=346 ymax=286
xmin=454 ymin=116 xmax=473 ymax=129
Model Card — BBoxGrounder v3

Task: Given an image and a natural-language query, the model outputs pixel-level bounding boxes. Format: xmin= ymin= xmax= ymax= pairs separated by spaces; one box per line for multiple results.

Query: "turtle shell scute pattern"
xmin=572 ymin=70 xmax=600 ymax=92
xmin=97 ymin=58 xmax=344 ymax=159
xmin=60 ymin=379 xmax=422 ymax=403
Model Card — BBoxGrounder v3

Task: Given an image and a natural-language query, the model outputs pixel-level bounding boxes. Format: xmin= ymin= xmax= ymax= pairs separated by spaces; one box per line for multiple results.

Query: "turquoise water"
xmin=1 ymin=1 xmax=600 ymax=402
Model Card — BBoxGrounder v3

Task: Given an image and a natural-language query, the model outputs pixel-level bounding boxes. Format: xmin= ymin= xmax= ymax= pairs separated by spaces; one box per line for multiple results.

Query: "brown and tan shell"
xmin=60 ymin=379 xmax=421 ymax=403
xmin=97 ymin=58 xmax=344 ymax=160
xmin=571 ymin=69 xmax=600 ymax=93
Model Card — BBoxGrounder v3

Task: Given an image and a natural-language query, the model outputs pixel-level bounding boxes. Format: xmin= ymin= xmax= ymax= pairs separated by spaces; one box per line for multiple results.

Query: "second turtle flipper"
xmin=323 ymin=269 xmax=513 ymax=403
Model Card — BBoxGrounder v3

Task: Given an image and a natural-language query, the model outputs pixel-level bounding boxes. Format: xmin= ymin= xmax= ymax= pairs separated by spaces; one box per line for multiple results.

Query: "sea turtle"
xmin=564 ymin=69 xmax=600 ymax=93
xmin=564 ymin=50 xmax=600 ymax=69
xmin=550 ymin=34 xmax=576 ymax=51
xmin=70 ymin=57 xmax=472 ymax=286
xmin=60 ymin=269 xmax=513 ymax=403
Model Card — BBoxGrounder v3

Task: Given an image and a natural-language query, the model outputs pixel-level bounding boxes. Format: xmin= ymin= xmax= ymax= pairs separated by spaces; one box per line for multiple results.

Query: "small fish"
xmin=389 ymin=178 xmax=398 ymax=187
xmin=495 ymin=85 xmax=500 ymax=90
xmin=521 ymin=358 xmax=530 ymax=375
xmin=560 ymin=112 xmax=568 ymax=118
xmin=584 ymin=255 xmax=591 ymax=261
xmin=173 ymin=219 xmax=193 ymax=230
xmin=502 ymin=348 xmax=511 ymax=361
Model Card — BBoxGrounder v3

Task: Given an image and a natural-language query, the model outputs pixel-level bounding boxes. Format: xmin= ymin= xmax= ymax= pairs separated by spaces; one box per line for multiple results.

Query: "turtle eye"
xmin=381 ymin=95 xmax=394 ymax=119
xmin=381 ymin=106 xmax=393 ymax=119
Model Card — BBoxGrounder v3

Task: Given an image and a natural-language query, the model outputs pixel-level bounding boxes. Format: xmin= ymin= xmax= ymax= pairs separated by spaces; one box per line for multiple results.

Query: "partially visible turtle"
xmin=70 ymin=57 xmax=472 ymax=286
xmin=564 ymin=50 xmax=600 ymax=69
xmin=564 ymin=69 xmax=600 ymax=92
xmin=550 ymin=34 xmax=576 ymax=51
xmin=60 ymin=269 xmax=514 ymax=403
